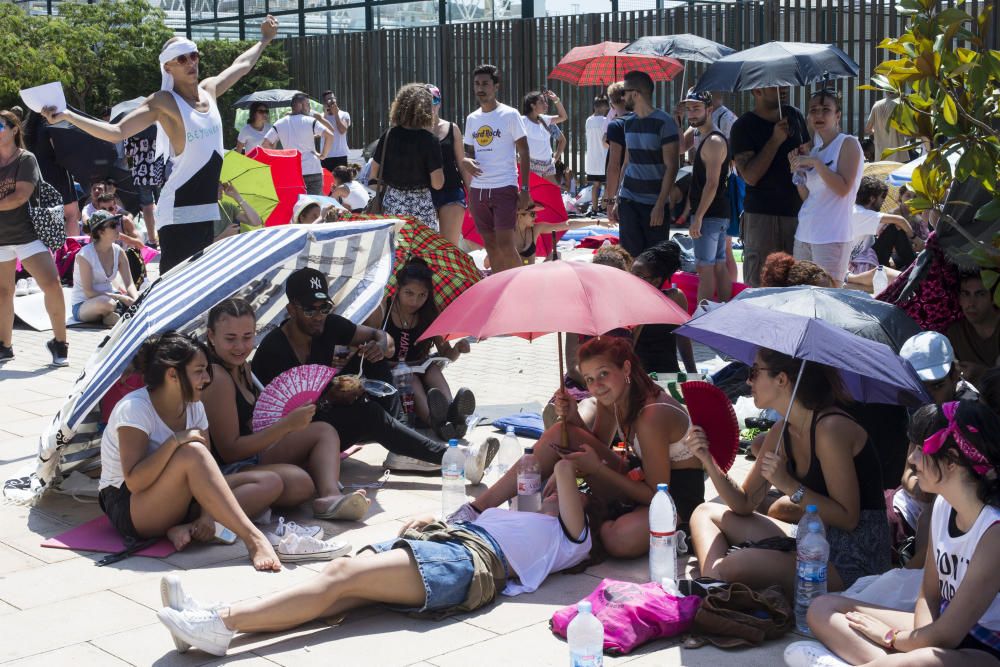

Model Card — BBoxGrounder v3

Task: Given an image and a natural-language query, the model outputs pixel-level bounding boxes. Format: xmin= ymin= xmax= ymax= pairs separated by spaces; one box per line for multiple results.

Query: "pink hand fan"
xmin=252 ymin=364 xmax=338 ymax=432
xmin=680 ymin=381 xmax=739 ymax=473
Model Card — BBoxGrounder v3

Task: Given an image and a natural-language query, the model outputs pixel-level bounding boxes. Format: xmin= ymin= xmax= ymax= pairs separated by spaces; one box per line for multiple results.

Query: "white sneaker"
xmin=463 ymin=437 xmax=500 ymax=485
xmin=276 ymin=532 xmax=351 ymax=562
xmin=25 ymin=277 xmax=41 ymax=294
xmin=383 ymin=452 xmax=441 ymax=472
xmin=159 ymin=575 xmax=224 ymax=652
xmin=784 ymin=641 xmax=850 ymax=667
xmin=157 ymin=607 xmax=234 ymax=657
xmin=265 ymin=516 xmax=323 ymax=546
xmin=14 ymin=279 xmax=28 ymax=297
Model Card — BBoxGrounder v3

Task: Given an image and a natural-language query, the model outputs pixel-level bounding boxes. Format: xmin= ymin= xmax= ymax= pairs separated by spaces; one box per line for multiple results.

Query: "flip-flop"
xmin=314 ymin=491 xmax=369 ymax=521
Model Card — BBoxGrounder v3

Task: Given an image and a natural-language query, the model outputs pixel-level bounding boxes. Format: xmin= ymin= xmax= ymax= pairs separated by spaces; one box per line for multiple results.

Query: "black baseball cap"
xmin=286 ymin=268 xmax=331 ymax=306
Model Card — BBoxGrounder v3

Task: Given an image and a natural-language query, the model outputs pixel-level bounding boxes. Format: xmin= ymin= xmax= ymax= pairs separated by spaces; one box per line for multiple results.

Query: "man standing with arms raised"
xmin=43 ymin=16 xmax=280 ymax=273
xmin=462 ymin=64 xmax=533 ymax=273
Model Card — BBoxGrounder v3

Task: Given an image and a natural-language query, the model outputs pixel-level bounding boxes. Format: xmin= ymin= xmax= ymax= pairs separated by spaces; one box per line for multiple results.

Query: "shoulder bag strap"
xmin=374 ymin=128 xmax=391 ymax=193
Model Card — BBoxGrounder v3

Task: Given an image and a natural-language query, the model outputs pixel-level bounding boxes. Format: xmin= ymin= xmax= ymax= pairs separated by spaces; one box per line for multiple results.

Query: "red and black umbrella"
xmin=548 ymin=41 xmax=683 ymax=87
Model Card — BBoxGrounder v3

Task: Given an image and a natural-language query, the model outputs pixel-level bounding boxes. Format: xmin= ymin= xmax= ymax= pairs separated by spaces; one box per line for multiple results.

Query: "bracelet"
xmin=884 ymin=628 xmax=899 ymax=648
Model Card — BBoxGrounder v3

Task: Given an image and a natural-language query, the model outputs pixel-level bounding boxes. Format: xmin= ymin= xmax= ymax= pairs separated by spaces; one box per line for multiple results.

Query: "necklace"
xmin=393 ymin=303 xmax=413 ymax=328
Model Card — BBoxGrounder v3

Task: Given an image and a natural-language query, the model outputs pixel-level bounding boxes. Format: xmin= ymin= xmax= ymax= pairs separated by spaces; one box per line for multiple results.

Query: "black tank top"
xmin=234 ymin=379 xmax=258 ymax=438
xmin=439 ymin=122 xmax=463 ymax=191
xmin=782 ymin=409 xmax=885 ymax=511
xmin=690 ymin=130 xmax=731 ymax=219
xmin=384 ymin=314 xmax=432 ymax=362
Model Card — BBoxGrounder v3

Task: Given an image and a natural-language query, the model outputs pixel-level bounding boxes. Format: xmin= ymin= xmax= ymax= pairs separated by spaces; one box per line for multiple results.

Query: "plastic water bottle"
xmin=794 ymin=516 xmax=830 ymax=634
xmin=872 ymin=265 xmax=888 ymax=294
xmin=516 ymin=446 xmax=542 ymax=512
xmin=392 ymin=362 xmax=415 ymax=426
xmin=567 ymin=600 xmax=604 ymax=666
xmin=493 ymin=426 xmax=521 ymax=496
xmin=698 ymin=367 xmax=712 ymax=384
xmin=796 ymin=504 xmax=826 ymax=544
xmin=649 ymin=483 xmax=677 ymax=583
xmin=441 ymin=439 xmax=466 ymax=518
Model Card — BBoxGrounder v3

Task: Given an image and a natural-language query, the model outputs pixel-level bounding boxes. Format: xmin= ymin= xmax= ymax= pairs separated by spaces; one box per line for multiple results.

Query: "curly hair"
xmin=760 ymin=252 xmax=834 ymax=288
xmin=389 ymin=83 xmax=434 ymax=129
xmin=856 ymin=175 xmax=889 ymax=207
xmin=593 ymin=245 xmax=633 ymax=271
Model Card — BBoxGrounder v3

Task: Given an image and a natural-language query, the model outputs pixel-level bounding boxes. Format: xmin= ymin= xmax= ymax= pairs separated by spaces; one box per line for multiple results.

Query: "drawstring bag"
xmin=28 ymin=179 xmax=66 ymax=250
xmin=686 ymin=583 xmax=794 ymax=649
xmin=550 ymin=578 xmax=700 ymax=655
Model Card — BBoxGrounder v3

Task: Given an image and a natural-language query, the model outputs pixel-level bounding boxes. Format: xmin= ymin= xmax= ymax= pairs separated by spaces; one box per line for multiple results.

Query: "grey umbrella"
xmin=109 ymin=97 xmax=146 ymax=122
xmin=233 ymin=89 xmax=307 ymax=109
xmin=622 ymin=34 xmax=735 ymax=100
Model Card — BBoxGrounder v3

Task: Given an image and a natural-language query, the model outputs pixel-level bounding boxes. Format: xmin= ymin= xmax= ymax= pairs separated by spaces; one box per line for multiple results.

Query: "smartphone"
xmin=213 ymin=522 xmax=238 ymax=545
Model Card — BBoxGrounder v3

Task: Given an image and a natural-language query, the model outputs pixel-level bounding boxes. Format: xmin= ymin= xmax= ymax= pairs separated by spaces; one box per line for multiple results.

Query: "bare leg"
xmin=696 ymin=263 xmax=717 ymax=304
xmin=64 ymin=201 xmax=82 ymax=237
xmin=22 ymin=252 xmax=66 ymax=342
xmin=187 ymin=470 xmax=285 ymax=542
xmin=221 ymin=548 xmax=425 ymax=633
xmin=77 ymin=295 xmax=117 ymax=323
xmin=129 ymin=442 xmax=280 ymax=571
xmin=690 ymin=502 xmax=791 ymax=585
xmin=714 ymin=261 xmax=732 ymax=302
xmin=410 ymin=374 xmax=431 ymax=424
xmin=260 ymin=422 xmax=358 ymax=513
xmin=808 ymin=594 xmax=914 ymax=665
xmin=249 ymin=463 xmax=316 ymax=507
xmin=601 ymin=506 xmax=651 ymax=558
xmin=591 ymin=181 xmax=601 ymax=213
xmin=725 ymin=236 xmax=738 ymax=283
xmin=142 ymin=203 xmax=157 ymax=243
xmin=0 ymin=259 xmax=14 ymax=347
xmin=437 ymin=202 xmax=464 ymax=247
xmin=421 ymin=364 xmax=453 ymax=402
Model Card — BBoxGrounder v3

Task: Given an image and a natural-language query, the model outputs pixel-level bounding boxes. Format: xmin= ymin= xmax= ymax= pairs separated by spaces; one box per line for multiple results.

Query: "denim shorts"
xmin=71 ymin=301 xmax=83 ymax=321
xmin=693 ymin=216 xmax=730 ymax=265
xmin=431 ymin=187 xmax=467 ymax=209
xmin=219 ymin=454 xmax=261 ymax=475
xmin=137 ymin=185 xmax=159 ymax=208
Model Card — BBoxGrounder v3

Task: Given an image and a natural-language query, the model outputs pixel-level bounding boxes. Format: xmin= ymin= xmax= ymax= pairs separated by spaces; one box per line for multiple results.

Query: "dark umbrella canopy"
xmin=233 ymin=89 xmax=307 ymax=109
xmin=732 ymin=286 xmax=922 ymax=352
xmin=693 ymin=41 xmax=859 ymax=93
xmin=621 ymin=34 xmax=735 ymax=64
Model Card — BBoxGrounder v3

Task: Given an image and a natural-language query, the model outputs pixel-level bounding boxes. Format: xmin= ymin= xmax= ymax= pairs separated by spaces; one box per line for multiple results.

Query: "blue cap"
xmin=448 ymin=439 xmax=459 ymax=447
xmin=806 ymin=504 xmax=818 ymax=513
xmin=657 ymin=483 xmax=669 ymax=492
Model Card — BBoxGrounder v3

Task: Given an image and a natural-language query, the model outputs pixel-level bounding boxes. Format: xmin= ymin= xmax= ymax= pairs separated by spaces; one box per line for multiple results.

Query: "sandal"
xmin=314 ymin=491 xmax=370 ymax=521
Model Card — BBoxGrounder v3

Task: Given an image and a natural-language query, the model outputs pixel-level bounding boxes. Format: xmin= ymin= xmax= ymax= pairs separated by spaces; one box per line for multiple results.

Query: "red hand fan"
xmin=680 ymin=381 xmax=739 ymax=473
xmin=252 ymin=364 xmax=338 ymax=432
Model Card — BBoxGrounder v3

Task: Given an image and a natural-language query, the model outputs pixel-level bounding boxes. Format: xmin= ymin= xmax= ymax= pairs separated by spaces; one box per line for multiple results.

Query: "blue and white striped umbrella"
xmin=33 ymin=220 xmax=396 ymax=491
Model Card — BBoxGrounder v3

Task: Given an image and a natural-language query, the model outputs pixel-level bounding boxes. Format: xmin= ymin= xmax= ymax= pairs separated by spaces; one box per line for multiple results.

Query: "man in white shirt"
xmin=584 ymin=96 xmax=610 ymax=215
xmin=462 ymin=63 xmax=532 ymax=273
xmin=262 ymin=93 xmax=335 ymax=195
xmin=319 ymin=90 xmax=351 ymax=171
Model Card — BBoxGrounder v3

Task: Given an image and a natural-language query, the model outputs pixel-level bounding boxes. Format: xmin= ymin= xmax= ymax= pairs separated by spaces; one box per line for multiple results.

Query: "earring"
xmin=625 ymin=375 xmax=631 ymax=385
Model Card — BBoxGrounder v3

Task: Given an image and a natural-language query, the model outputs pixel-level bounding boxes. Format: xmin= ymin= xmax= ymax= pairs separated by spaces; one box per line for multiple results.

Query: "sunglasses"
xmin=432 ymin=97 xmax=442 ymax=106
xmin=299 ymin=302 xmax=333 ymax=317
xmin=173 ymin=51 xmax=200 ymax=65
xmin=748 ymin=365 xmax=774 ymax=381
xmin=0 ymin=124 xmax=9 ymax=133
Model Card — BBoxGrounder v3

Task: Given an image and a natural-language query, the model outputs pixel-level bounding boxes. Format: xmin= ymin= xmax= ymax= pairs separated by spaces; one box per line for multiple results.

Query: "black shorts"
xmin=321 ymin=156 xmax=349 ymax=171
xmin=586 ymin=174 xmax=606 ymax=183
xmin=99 ymin=483 xmax=141 ymax=542
xmin=158 ymin=220 xmax=216 ymax=274
xmin=957 ymin=633 xmax=1000 ymax=660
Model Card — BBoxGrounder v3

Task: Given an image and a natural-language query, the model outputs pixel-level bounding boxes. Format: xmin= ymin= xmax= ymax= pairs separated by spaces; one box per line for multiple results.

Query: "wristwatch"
xmin=790 ymin=485 xmax=806 ymax=504
xmin=520 ymin=185 xmax=530 ymax=192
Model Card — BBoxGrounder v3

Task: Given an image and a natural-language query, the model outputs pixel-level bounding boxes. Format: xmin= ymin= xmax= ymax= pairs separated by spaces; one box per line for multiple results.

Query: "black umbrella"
xmin=621 ymin=34 xmax=734 ymax=63
xmin=233 ymin=89 xmax=307 ymax=109
xmin=693 ymin=41 xmax=859 ymax=94
xmin=732 ymin=284 xmax=921 ymax=352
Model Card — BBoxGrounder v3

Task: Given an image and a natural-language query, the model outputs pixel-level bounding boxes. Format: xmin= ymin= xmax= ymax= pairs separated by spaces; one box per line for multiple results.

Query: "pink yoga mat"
xmin=42 ymin=515 xmax=175 ymax=557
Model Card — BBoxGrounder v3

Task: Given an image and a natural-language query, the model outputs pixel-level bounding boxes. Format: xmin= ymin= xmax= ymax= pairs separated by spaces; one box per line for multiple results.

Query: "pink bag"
xmin=550 ymin=578 xmax=700 ymax=655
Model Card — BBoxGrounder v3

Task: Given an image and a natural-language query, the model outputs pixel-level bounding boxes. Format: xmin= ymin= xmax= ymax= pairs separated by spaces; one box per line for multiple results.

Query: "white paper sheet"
xmin=19 ymin=82 xmax=67 ymax=114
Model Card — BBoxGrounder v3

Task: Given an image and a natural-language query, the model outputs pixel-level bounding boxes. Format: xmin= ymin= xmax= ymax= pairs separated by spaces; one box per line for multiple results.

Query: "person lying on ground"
xmin=98 ymin=331 xmax=280 ymax=571
xmin=363 ymin=259 xmax=476 ymax=440
xmin=452 ymin=336 xmax=700 ymax=558
xmin=200 ymin=297 xmax=369 ymax=522
xmin=795 ymin=400 xmax=1000 ymax=667
xmin=70 ymin=211 xmax=138 ymax=327
xmin=688 ymin=348 xmax=891 ymax=597
xmin=156 ymin=457 xmax=592 ymax=657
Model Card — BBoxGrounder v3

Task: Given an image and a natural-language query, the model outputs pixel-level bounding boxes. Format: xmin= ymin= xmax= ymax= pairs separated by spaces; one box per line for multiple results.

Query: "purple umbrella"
xmin=674 ymin=301 xmax=929 ymax=408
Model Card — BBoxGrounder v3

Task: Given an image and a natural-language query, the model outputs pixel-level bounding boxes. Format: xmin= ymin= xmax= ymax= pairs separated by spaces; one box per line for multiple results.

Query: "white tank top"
xmin=71 ymin=242 xmax=120 ymax=306
xmin=794 ymin=133 xmax=864 ymax=244
xmin=930 ymin=495 xmax=1000 ymax=634
xmin=155 ymin=90 xmax=224 ymax=230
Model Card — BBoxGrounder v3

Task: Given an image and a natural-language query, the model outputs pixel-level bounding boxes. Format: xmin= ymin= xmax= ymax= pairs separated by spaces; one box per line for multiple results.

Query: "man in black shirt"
xmin=730 ymin=87 xmax=810 ymax=287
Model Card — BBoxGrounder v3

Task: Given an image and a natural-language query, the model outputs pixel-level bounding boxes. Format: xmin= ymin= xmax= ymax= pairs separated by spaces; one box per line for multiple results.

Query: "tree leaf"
xmin=977 ymin=198 xmax=1000 ymax=222
xmin=942 ymin=94 xmax=959 ymax=124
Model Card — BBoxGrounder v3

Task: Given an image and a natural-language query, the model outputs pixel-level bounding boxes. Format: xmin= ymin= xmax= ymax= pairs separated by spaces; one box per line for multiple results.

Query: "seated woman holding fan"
xmin=449 ymin=336 xmax=703 ymax=558
xmin=98 ymin=332 xmax=281 ymax=571
xmin=364 ymin=259 xmax=476 ymax=440
xmin=687 ymin=348 xmax=891 ymax=596
xmin=200 ymin=297 xmax=370 ymax=522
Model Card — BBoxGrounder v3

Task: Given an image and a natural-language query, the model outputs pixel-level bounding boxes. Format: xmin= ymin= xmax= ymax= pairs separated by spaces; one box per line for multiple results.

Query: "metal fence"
xmin=285 ymin=0 xmax=996 ymax=174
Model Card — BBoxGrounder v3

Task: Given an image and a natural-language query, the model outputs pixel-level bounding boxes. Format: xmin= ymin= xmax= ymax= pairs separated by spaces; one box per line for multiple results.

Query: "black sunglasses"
xmin=299 ymin=302 xmax=333 ymax=317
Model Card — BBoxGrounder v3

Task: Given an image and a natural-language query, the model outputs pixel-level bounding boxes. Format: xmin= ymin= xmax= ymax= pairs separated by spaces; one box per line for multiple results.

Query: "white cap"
xmin=292 ymin=196 xmax=320 ymax=223
xmin=900 ymin=331 xmax=954 ymax=381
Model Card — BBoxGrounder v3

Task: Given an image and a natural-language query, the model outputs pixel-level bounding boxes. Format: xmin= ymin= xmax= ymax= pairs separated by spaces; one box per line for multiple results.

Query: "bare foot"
xmin=166 ymin=524 xmax=194 ymax=551
xmin=246 ymin=531 xmax=281 ymax=572
xmin=190 ymin=513 xmax=215 ymax=542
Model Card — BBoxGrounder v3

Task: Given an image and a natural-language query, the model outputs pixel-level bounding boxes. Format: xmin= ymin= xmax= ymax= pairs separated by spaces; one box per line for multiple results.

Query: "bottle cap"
xmin=577 ymin=600 xmax=592 ymax=614
xmin=448 ymin=439 xmax=459 ymax=447
xmin=657 ymin=483 xmax=668 ymax=492
xmin=806 ymin=504 xmax=818 ymax=513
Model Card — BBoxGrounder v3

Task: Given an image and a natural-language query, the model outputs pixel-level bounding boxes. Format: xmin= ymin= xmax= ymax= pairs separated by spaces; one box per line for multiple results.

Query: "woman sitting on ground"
xmin=792 ymin=400 xmax=1000 ymax=666
xmin=330 ymin=165 xmax=370 ymax=212
xmin=70 ymin=211 xmax=138 ymax=328
xmin=157 ymin=457 xmax=592 ymax=657
xmin=452 ymin=336 xmax=700 ymax=558
xmin=760 ymin=252 xmax=836 ymax=288
xmin=364 ymin=260 xmax=476 ymax=440
xmin=200 ymin=298 xmax=369 ymax=521
xmin=687 ymin=349 xmax=890 ymax=596
xmin=98 ymin=332 xmax=280 ymax=571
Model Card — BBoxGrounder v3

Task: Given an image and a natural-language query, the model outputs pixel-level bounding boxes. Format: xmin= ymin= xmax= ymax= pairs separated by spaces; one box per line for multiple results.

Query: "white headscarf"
xmin=154 ymin=38 xmax=199 ymax=160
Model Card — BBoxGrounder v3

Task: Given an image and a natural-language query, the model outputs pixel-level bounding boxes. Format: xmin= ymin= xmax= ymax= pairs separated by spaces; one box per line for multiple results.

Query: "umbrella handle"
xmin=776 ymin=87 xmax=783 ymax=121
xmin=772 ymin=358 xmax=806 ymax=455
xmin=558 ymin=331 xmax=570 ymax=450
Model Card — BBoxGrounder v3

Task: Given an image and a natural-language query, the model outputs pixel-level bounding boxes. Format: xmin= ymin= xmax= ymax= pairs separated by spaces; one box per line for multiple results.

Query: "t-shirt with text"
xmin=463 ymin=103 xmax=527 ymax=189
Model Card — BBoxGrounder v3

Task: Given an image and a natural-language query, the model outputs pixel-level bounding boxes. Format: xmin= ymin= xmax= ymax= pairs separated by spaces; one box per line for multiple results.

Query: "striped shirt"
xmin=619 ymin=109 xmax=679 ymax=205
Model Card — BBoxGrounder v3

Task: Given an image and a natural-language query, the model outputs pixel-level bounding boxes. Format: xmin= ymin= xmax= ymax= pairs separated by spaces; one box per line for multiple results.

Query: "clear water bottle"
xmin=794 ymin=517 xmax=829 ymax=634
xmin=567 ymin=600 xmax=604 ymax=666
xmin=796 ymin=504 xmax=826 ymax=544
xmin=391 ymin=362 xmax=415 ymax=426
xmin=649 ymin=483 xmax=677 ymax=583
xmin=698 ymin=367 xmax=712 ymax=384
xmin=872 ymin=265 xmax=889 ymax=295
xmin=516 ymin=446 xmax=542 ymax=512
xmin=492 ymin=426 xmax=521 ymax=498
xmin=441 ymin=439 xmax=466 ymax=518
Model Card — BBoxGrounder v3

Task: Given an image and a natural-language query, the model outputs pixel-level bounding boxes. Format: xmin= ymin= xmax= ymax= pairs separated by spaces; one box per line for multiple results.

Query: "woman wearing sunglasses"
xmin=512 ymin=204 xmax=609 ymax=265
xmin=69 ymin=211 xmax=138 ymax=327
xmin=235 ymin=102 xmax=272 ymax=154
xmin=687 ymin=348 xmax=890 ymax=597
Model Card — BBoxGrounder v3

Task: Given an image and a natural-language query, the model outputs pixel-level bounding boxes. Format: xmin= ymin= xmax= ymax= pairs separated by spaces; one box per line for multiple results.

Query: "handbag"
xmin=28 ymin=179 xmax=66 ymax=251
xmin=364 ymin=128 xmax=391 ymax=215
xmin=686 ymin=583 xmax=794 ymax=649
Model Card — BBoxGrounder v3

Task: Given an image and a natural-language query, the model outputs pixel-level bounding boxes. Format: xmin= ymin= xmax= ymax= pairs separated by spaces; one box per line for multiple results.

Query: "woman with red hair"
xmin=448 ymin=336 xmax=700 ymax=558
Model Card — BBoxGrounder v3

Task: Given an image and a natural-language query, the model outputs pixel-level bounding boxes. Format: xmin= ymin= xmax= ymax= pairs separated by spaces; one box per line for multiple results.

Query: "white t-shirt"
xmin=851 ymin=204 xmax=884 ymax=239
xmin=795 ymin=133 xmax=864 ymax=244
xmin=321 ymin=110 xmax=351 ymax=157
xmin=522 ymin=114 xmax=557 ymax=163
xmin=472 ymin=508 xmax=591 ymax=596
xmin=99 ymin=388 xmax=209 ymax=490
xmin=464 ymin=103 xmax=527 ymax=189
xmin=339 ymin=180 xmax=370 ymax=210
xmin=237 ymin=123 xmax=272 ymax=153
xmin=265 ymin=115 xmax=326 ymax=175
xmin=585 ymin=114 xmax=609 ymax=176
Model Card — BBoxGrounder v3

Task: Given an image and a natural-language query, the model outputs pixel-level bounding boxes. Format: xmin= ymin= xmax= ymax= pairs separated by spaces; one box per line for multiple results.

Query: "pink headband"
xmin=922 ymin=401 xmax=992 ymax=477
